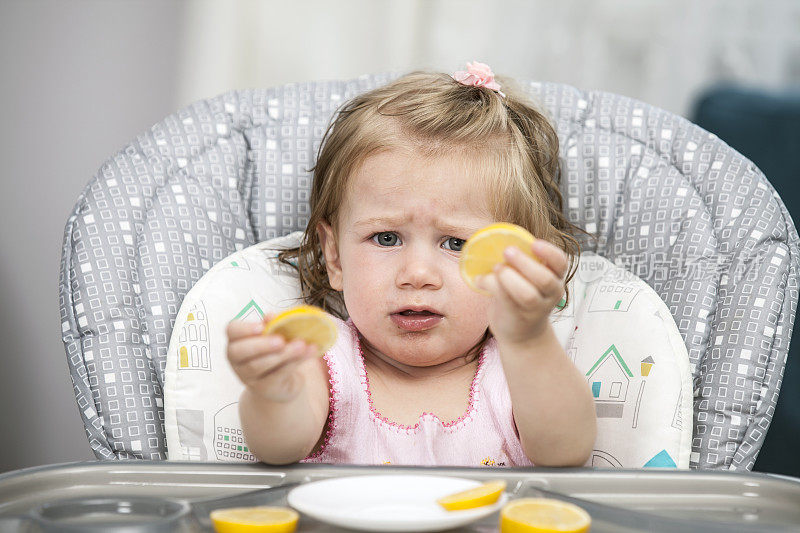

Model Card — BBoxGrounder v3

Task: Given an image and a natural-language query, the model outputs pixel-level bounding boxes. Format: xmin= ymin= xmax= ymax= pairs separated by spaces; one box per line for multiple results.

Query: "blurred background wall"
xmin=1 ymin=0 xmax=798 ymax=474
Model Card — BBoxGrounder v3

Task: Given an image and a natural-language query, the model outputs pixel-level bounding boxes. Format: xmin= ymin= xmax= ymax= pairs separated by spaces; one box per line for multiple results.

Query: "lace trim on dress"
xmin=302 ymin=335 xmax=346 ymax=461
xmin=351 ymin=320 xmax=489 ymax=435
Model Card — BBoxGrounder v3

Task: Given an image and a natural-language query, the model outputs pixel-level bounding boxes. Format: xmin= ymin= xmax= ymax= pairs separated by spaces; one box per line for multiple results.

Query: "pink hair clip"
xmin=452 ymin=61 xmax=506 ymax=98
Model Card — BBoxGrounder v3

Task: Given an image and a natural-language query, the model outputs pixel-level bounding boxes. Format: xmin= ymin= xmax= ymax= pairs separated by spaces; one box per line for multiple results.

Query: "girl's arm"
xmin=478 ymin=239 xmax=596 ymax=466
xmin=496 ymin=326 xmax=596 ymax=466
xmin=227 ymin=320 xmax=331 ymax=464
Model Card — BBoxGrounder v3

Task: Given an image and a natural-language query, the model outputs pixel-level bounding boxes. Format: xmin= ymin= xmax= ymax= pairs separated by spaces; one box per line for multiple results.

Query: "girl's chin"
xmin=363 ymin=337 xmax=447 ymax=366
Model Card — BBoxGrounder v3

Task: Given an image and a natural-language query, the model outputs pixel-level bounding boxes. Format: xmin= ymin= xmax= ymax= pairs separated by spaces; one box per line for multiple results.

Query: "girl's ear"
xmin=317 ymin=220 xmax=343 ymax=291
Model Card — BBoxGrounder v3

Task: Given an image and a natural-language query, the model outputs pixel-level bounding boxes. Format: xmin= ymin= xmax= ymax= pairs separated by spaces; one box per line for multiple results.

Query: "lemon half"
xmin=459 ymin=223 xmax=537 ymax=293
xmin=437 ymin=480 xmax=507 ymax=511
xmin=210 ymin=506 xmax=299 ymax=533
xmin=500 ymin=498 xmax=591 ymax=533
xmin=262 ymin=305 xmax=337 ymax=357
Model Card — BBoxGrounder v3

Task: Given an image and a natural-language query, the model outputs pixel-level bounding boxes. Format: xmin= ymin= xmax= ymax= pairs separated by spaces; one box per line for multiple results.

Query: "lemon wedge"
xmin=262 ymin=305 xmax=337 ymax=356
xmin=499 ymin=498 xmax=591 ymax=533
xmin=210 ymin=506 xmax=299 ymax=533
xmin=437 ymin=480 xmax=507 ymax=511
xmin=459 ymin=222 xmax=537 ymax=293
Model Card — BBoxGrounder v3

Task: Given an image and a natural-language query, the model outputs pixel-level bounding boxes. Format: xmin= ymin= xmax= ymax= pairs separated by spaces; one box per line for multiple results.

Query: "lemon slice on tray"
xmin=499 ymin=498 xmax=591 ymax=533
xmin=437 ymin=480 xmax=507 ymax=511
xmin=210 ymin=506 xmax=299 ymax=533
xmin=262 ymin=305 xmax=337 ymax=356
xmin=459 ymin=222 xmax=537 ymax=293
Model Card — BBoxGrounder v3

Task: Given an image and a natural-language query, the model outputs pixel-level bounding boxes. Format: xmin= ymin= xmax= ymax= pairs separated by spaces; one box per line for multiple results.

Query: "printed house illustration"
xmin=641 ymin=355 xmax=655 ymax=376
xmin=178 ymin=301 xmax=211 ymax=371
xmin=566 ymin=326 xmax=579 ymax=363
xmin=175 ymin=408 xmax=208 ymax=461
xmin=644 ymin=449 xmax=677 ymax=468
xmin=214 ymin=403 xmax=256 ymax=462
xmin=587 ymin=282 xmax=641 ymax=313
xmin=586 ymin=344 xmax=634 ymax=418
xmin=234 ymin=299 xmax=265 ymax=322
xmin=590 ymin=449 xmax=623 ymax=468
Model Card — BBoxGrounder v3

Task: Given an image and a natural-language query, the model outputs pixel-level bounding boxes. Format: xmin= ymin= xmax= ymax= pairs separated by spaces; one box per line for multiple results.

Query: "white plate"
xmin=287 ymin=474 xmax=507 ymax=532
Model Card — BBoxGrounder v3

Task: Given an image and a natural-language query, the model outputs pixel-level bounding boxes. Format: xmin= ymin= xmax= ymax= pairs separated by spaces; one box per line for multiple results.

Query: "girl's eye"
xmin=443 ymin=237 xmax=465 ymax=252
xmin=373 ymin=232 xmax=400 ymax=246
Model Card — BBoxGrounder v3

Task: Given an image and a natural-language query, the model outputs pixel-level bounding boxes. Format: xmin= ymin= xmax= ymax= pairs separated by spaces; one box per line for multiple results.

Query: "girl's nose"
xmin=396 ymin=247 xmax=443 ymax=290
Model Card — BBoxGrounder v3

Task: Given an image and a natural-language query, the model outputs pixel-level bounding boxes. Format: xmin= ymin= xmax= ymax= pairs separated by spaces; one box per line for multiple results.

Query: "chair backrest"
xmin=60 ymin=74 xmax=799 ymax=469
xmin=693 ymin=86 xmax=800 ymax=477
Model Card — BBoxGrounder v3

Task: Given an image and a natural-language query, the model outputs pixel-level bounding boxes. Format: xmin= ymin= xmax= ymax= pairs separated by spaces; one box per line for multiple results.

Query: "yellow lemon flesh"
xmin=500 ymin=498 xmax=591 ymax=533
xmin=210 ymin=506 xmax=299 ymax=533
xmin=459 ymin=222 xmax=537 ymax=293
xmin=437 ymin=480 xmax=507 ymax=511
xmin=262 ymin=305 xmax=337 ymax=356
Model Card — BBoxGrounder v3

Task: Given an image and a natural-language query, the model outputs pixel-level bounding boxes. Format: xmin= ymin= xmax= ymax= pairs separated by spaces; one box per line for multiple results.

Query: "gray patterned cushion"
xmin=59 ymin=74 xmax=800 ymax=470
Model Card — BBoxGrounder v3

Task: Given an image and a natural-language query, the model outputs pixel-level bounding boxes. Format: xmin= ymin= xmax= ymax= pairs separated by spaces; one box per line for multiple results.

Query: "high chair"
xmin=59 ymin=73 xmax=799 ymax=470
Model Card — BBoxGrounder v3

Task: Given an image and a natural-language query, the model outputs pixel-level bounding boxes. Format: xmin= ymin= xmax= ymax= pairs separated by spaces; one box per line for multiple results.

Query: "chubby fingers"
xmin=503 ymin=243 xmax=566 ymax=298
xmin=227 ymin=329 xmax=287 ymax=366
xmin=235 ymin=339 xmax=318 ymax=381
xmin=529 ymin=239 xmax=569 ymax=279
xmin=479 ymin=262 xmax=550 ymax=311
xmin=225 ymin=313 xmax=277 ymax=342
xmin=476 ymin=244 xmax=566 ymax=309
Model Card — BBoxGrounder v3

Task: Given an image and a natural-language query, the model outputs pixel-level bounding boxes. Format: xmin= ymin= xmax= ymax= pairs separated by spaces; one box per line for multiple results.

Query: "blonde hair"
xmin=278 ymin=71 xmax=582 ymax=319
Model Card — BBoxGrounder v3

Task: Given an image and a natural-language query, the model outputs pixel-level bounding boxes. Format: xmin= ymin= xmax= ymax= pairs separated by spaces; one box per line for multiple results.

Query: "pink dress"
xmin=301 ymin=318 xmax=533 ymax=467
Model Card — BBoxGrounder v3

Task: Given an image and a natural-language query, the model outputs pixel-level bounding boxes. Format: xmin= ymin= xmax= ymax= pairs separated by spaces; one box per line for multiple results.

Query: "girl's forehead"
xmin=343 ymin=147 xmax=494 ymax=212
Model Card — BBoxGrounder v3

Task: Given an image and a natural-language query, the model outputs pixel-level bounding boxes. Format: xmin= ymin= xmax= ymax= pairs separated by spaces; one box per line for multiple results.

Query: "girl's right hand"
xmin=226 ymin=314 xmax=320 ymax=403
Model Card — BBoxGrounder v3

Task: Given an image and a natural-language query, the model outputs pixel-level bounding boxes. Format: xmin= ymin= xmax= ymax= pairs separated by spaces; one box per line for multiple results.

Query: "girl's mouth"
xmin=390 ymin=309 xmax=443 ymax=331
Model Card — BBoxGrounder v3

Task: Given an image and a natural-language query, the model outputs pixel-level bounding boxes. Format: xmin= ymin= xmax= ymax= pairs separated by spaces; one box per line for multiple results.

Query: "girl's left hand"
xmin=476 ymin=239 xmax=568 ymax=345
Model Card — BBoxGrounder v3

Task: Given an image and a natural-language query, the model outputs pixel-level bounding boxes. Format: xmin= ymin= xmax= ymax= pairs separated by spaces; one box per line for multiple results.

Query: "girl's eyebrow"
xmin=353 ymin=216 xmax=475 ymax=236
xmin=353 ymin=216 xmax=404 ymax=228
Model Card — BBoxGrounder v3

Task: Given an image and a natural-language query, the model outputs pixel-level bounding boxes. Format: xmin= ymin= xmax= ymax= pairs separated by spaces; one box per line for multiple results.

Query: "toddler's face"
xmin=318 ymin=147 xmax=495 ymax=367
